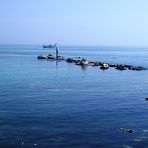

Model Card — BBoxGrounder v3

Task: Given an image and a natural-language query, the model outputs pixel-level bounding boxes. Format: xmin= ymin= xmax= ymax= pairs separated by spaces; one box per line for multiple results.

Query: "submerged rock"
xmin=120 ymin=128 xmax=133 ymax=133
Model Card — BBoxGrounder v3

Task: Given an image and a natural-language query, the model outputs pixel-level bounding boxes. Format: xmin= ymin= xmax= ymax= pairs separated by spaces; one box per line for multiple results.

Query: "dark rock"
xmin=109 ymin=64 xmax=117 ymax=67
xmin=134 ymin=66 xmax=145 ymax=71
xmin=116 ymin=64 xmax=127 ymax=71
xmin=127 ymin=66 xmax=145 ymax=71
xmin=125 ymin=65 xmax=132 ymax=69
xmin=92 ymin=62 xmax=100 ymax=66
xmin=75 ymin=60 xmax=81 ymax=64
xmin=99 ymin=62 xmax=104 ymax=66
xmin=145 ymin=98 xmax=148 ymax=101
xmin=66 ymin=58 xmax=76 ymax=63
xmin=116 ymin=67 xmax=127 ymax=71
xmin=126 ymin=129 xmax=133 ymax=133
xmin=128 ymin=66 xmax=134 ymax=70
xmin=37 ymin=55 xmax=49 ymax=59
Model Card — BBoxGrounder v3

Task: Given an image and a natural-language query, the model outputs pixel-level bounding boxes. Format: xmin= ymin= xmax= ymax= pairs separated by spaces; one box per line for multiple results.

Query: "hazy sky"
xmin=0 ymin=0 xmax=148 ymax=46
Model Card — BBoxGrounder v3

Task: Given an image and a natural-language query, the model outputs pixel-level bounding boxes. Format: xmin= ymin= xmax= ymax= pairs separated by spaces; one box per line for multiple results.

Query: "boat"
xmin=43 ymin=43 xmax=57 ymax=48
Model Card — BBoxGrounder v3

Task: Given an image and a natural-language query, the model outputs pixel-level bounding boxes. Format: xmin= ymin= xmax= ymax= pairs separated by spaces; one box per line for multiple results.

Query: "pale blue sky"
xmin=0 ymin=0 xmax=148 ymax=46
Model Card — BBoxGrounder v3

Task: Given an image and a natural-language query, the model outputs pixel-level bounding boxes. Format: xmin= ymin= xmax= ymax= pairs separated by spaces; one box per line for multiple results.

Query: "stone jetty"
xmin=37 ymin=54 xmax=146 ymax=71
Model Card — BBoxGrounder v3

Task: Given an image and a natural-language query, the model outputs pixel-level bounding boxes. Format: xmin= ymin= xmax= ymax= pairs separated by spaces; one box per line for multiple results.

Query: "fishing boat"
xmin=43 ymin=43 xmax=57 ymax=48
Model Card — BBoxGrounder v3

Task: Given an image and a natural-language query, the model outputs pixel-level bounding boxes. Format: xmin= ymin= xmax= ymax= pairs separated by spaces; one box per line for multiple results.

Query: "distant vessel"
xmin=43 ymin=43 xmax=57 ymax=48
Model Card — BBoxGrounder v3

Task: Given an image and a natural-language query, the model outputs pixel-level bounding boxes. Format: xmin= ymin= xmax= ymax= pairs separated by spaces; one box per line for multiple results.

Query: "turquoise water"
xmin=0 ymin=45 xmax=148 ymax=148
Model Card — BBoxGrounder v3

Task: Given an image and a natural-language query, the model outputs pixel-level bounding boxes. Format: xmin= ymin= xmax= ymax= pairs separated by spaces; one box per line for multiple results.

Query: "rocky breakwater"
xmin=66 ymin=57 xmax=146 ymax=71
xmin=37 ymin=55 xmax=146 ymax=71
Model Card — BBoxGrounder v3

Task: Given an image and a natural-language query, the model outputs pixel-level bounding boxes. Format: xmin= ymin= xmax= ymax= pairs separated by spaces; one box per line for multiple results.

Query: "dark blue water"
xmin=0 ymin=45 xmax=148 ymax=148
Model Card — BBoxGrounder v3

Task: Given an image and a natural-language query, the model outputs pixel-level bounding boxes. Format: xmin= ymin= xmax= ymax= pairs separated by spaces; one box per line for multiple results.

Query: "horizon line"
xmin=0 ymin=43 xmax=148 ymax=48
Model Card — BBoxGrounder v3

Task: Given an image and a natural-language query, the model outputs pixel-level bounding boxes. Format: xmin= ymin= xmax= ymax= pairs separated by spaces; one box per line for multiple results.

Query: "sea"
xmin=0 ymin=45 xmax=148 ymax=148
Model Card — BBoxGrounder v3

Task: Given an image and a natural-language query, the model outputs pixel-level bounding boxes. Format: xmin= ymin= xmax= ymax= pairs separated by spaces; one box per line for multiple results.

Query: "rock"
xmin=109 ymin=64 xmax=117 ymax=67
xmin=48 ymin=55 xmax=56 ymax=59
xmin=47 ymin=55 xmax=65 ymax=60
xmin=92 ymin=62 xmax=100 ymax=66
xmin=145 ymin=98 xmax=148 ymax=101
xmin=132 ymin=66 xmax=145 ymax=71
xmin=89 ymin=61 xmax=96 ymax=66
xmin=125 ymin=65 xmax=133 ymax=69
xmin=66 ymin=58 xmax=76 ymax=63
xmin=77 ymin=59 xmax=89 ymax=66
xmin=128 ymin=66 xmax=134 ymax=70
xmin=75 ymin=60 xmax=81 ymax=64
xmin=37 ymin=55 xmax=49 ymax=59
xmin=81 ymin=59 xmax=89 ymax=65
xmin=100 ymin=63 xmax=109 ymax=70
xmin=116 ymin=64 xmax=127 ymax=71
xmin=127 ymin=66 xmax=145 ymax=71
xmin=120 ymin=128 xmax=133 ymax=133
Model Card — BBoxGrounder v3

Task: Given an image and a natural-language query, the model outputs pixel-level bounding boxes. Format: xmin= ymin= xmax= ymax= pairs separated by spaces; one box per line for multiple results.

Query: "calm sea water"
xmin=0 ymin=45 xmax=148 ymax=148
